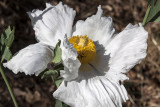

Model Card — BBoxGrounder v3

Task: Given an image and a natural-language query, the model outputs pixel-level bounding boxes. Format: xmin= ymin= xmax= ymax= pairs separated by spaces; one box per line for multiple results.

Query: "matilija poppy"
xmin=3 ymin=2 xmax=148 ymax=107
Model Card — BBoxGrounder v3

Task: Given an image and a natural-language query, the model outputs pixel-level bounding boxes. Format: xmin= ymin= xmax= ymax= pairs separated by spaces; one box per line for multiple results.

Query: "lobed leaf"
xmin=151 ymin=13 xmax=160 ymax=22
xmin=55 ymin=100 xmax=70 ymax=107
xmin=63 ymin=103 xmax=69 ymax=107
xmin=5 ymin=27 xmax=15 ymax=47
xmin=41 ymin=70 xmax=58 ymax=79
xmin=0 ymin=26 xmax=15 ymax=62
xmin=55 ymin=100 xmax=63 ymax=107
xmin=0 ymin=33 xmax=5 ymax=46
xmin=52 ymin=40 xmax=62 ymax=63
xmin=55 ymin=78 xmax=63 ymax=88
xmin=1 ymin=47 xmax=12 ymax=62
xmin=143 ymin=0 xmax=160 ymax=26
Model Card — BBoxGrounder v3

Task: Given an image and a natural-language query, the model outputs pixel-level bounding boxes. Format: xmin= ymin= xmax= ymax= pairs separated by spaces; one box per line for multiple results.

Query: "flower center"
xmin=69 ymin=35 xmax=96 ymax=64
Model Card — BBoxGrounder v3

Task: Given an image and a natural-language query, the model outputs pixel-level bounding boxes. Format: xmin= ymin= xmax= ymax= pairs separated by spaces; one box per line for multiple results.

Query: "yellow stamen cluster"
xmin=69 ymin=35 xmax=96 ymax=64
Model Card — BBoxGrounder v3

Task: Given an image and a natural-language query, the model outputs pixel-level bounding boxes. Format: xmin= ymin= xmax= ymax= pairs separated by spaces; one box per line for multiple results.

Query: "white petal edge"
xmin=27 ymin=2 xmax=76 ymax=47
xmin=105 ymin=23 xmax=148 ymax=82
xmin=60 ymin=36 xmax=81 ymax=81
xmin=3 ymin=43 xmax=53 ymax=76
xmin=72 ymin=5 xmax=115 ymax=47
xmin=53 ymin=73 xmax=128 ymax=107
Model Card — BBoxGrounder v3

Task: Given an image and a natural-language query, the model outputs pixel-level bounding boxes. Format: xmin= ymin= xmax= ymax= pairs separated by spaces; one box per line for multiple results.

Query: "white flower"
xmin=3 ymin=2 xmax=148 ymax=107
xmin=3 ymin=2 xmax=76 ymax=75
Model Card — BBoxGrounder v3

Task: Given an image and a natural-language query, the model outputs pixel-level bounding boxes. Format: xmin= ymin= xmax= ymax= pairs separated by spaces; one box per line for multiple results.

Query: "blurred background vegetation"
xmin=0 ymin=0 xmax=160 ymax=107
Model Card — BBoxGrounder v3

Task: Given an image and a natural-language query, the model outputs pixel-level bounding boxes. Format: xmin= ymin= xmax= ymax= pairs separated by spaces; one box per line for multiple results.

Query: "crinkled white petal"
xmin=105 ymin=23 xmax=148 ymax=82
xmin=73 ymin=5 xmax=115 ymax=47
xmin=53 ymin=68 xmax=128 ymax=107
xmin=60 ymin=36 xmax=81 ymax=81
xmin=72 ymin=6 xmax=147 ymax=82
xmin=52 ymin=4 xmax=147 ymax=107
xmin=27 ymin=2 xmax=76 ymax=47
xmin=88 ymin=42 xmax=110 ymax=75
xmin=3 ymin=43 xmax=53 ymax=76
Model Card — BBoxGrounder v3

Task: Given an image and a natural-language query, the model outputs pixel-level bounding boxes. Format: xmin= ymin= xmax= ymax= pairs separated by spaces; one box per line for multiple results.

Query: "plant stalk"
xmin=142 ymin=5 xmax=151 ymax=26
xmin=0 ymin=64 xmax=18 ymax=107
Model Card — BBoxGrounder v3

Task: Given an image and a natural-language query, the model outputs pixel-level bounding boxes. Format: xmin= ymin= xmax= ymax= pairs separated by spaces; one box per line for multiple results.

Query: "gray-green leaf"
xmin=55 ymin=78 xmax=63 ymax=88
xmin=63 ymin=103 xmax=69 ymax=107
xmin=55 ymin=100 xmax=63 ymax=107
xmin=0 ymin=33 xmax=5 ymax=46
xmin=5 ymin=27 xmax=15 ymax=47
xmin=152 ymin=14 xmax=160 ymax=22
xmin=52 ymin=40 xmax=62 ymax=63
xmin=143 ymin=0 xmax=160 ymax=26
xmin=1 ymin=47 xmax=12 ymax=62
xmin=41 ymin=70 xmax=58 ymax=79
xmin=0 ymin=26 xmax=15 ymax=62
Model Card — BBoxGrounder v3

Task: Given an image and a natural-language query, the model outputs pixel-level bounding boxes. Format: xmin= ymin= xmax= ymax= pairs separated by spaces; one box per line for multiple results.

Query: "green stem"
xmin=142 ymin=6 xmax=151 ymax=26
xmin=0 ymin=64 xmax=18 ymax=107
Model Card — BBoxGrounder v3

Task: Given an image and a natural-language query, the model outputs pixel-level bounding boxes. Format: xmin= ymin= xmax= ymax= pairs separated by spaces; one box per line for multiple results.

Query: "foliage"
xmin=41 ymin=40 xmax=69 ymax=107
xmin=0 ymin=26 xmax=18 ymax=107
xmin=41 ymin=40 xmax=63 ymax=81
xmin=0 ymin=26 xmax=15 ymax=62
xmin=52 ymin=40 xmax=62 ymax=63
xmin=142 ymin=0 xmax=160 ymax=26
xmin=55 ymin=100 xmax=69 ymax=107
